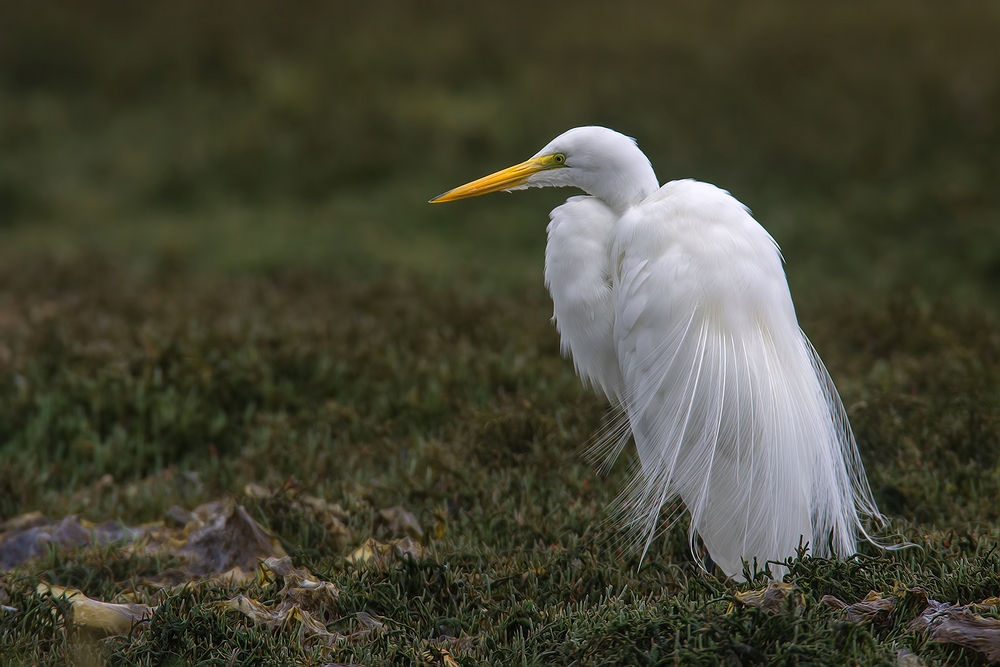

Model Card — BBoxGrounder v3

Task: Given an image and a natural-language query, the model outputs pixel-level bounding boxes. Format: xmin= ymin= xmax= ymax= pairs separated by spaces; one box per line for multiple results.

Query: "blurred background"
xmin=1 ymin=1 xmax=998 ymax=306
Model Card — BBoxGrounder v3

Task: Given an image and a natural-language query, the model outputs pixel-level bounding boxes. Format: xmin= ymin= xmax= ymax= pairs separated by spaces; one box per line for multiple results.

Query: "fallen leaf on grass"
xmin=896 ymin=649 xmax=925 ymax=667
xmin=165 ymin=505 xmax=196 ymax=528
xmin=259 ymin=555 xmax=340 ymax=615
xmin=347 ymin=536 xmax=422 ymax=566
xmin=972 ymin=597 xmax=1000 ymax=613
xmin=0 ymin=514 xmax=150 ymax=570
xmin=0 ymin=501 xmax=286 ymax=581
xmin=821 ymin=590 xmax=896 ymax=624
xmin=0 ymin=511 xmax=47 ymax=532
xmin=909 ymin=599 xmax=1000 ymax=662
xmin=126 ymin=502 xmax=286 ymax=588
xmin=4 ymin=494 xmax=417 ymax=649
xmin=429 ymin=634 xmax=485 ymax=661
xmin=5 ymin=501 xmax=290 ymax=634
xmin=219 ymin=594 xmax=337 ymax=644
xmin=217 ymin=556 xmax=379 ymax=649
xmin=37 ymin=583 xmax=153 ymax=634
xmin=732 ymin=580 xmax=799 ymax=613
xmin=420 ymin=646 xmax=460 ymax=667
xmin=179 ymin=502 xmax=287 ymax=576
xmin=823 ymin=588 xmax=1000 ymax=663
xmin=378 ymin=506 xmax=424 ymax=540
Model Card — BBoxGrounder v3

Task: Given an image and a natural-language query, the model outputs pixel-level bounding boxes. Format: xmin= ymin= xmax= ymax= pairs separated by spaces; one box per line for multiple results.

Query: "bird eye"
xmin=553 ymin=153 xmax=566 ymax=164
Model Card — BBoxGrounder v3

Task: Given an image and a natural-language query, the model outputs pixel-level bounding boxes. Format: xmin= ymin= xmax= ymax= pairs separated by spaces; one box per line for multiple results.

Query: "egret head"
xmin=430 ymin=126 xmax=659 ymax=212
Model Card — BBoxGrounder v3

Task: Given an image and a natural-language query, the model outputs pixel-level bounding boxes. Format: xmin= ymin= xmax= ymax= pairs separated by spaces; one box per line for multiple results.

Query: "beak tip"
xmin=428 ymin=156 xmax=543 ymax=205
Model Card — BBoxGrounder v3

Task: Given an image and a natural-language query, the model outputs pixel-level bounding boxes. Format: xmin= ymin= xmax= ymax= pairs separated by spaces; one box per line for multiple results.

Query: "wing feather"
xmin=609 ymin=180 xmax=880 ymax=578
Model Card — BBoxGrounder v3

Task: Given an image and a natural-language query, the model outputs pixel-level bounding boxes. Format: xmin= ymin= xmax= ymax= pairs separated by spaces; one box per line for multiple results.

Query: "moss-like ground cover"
xmin=1 ymin=266 xmax=999 ymax=665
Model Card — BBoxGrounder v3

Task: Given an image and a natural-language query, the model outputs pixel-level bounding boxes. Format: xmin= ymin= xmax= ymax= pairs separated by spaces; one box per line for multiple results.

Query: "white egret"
xmin=430 ymin=126 xmax=882 ymax=578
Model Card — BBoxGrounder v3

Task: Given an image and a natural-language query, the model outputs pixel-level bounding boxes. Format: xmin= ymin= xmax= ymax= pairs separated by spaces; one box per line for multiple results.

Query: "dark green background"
xmin=1 ymin=2 xmax=998 ymax=303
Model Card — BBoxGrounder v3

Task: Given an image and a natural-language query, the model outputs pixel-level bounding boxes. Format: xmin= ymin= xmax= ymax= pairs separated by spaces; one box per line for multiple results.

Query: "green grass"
xmin=2 ymin=267 xmax=999 ymax=665
xmin=1 ymin=2 xmax=1000 ymax=664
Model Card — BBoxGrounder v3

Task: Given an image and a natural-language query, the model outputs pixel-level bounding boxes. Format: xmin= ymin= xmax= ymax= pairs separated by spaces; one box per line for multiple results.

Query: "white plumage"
xmin=431 ymin=126 xmax=882 ymax=579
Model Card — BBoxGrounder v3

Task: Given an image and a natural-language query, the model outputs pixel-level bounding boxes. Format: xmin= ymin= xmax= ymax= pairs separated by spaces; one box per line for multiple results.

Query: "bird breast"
xmin=544 ymin=195 xmax=623 ymax=401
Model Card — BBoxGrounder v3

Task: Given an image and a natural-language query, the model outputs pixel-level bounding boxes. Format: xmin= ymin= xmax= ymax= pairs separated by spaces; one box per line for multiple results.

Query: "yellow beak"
xmin=429 ymin=155 xmax=563 ymax=203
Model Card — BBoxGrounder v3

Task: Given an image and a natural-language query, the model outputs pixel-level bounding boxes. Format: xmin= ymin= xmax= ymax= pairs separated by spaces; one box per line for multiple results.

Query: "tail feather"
xmin=611 ymin=305 xmax=876 ymax=579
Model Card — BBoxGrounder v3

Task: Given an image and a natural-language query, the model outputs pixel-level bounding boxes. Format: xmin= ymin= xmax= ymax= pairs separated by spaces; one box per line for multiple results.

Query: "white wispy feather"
xmin=558 ymin=178 xmax=881 ymax=578
xmin=437 ymin=126 xmax=883 ymax=579
xmin=542 ymin=172 xmax=883 ymax=579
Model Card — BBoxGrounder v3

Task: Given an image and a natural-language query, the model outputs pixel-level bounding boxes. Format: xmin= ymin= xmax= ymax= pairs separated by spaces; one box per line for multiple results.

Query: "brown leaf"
xmin=165 ymin=505 xmax=196 ymax=529
xmin=180 ymin=502 xmax=287 ymax=576
xmin=421 ymin=647 xmax=460 ymax=666
xmin=216 ymin=557 xmax=379 ymax=650
xmin=347 ymin=537 xmax=422 ymax=566
xmin=0 ymin=514 xmax=151 ymax=570
xmin=299 ymin=494 xmax=349 ymax=521
xmin=263 ymin=556 xmax=340 ymax=622
xmin=346 ymin=538 xmax=385 ymax=566
xmin=972 ymin=597 xmax=1000 ymax=613
xmin=378 ymin=506 xmax=424 ymax=540
xmin=1 ymin=500 xmax=286 ymax=581
xmin=821 ymin=591 xmax=895 ymax=624
xmin=733 ymin=580 xmax=799 ymax=614
xmin=242 ymin=483 xmax=272 ymax=499
xmin=393 ymin=536 xmax=422 ymax=561
xmin=896 ymin=649 xmax=925 ymax=667
xmin=909 ymin=600 xmax=1000 ymax=662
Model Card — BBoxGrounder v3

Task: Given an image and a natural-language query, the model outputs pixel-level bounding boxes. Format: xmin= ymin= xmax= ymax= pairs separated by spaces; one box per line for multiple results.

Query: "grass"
xmin=1 ymin=1 xmax=1000 ymax=664
xmin=2 ymin=266 xmax=999 ymax=665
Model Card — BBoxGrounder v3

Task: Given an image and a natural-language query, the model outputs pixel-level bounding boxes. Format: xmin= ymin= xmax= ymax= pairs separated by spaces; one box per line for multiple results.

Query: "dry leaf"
xmin=0 ymin=511 xmax=47 ymax=533
xmin=378 ymin=506 xmax=424 ymax=540
xmin=909 ymin=600 xmax=1000 ymax=662
xmin=0 ymin=514 xmax=152 ymax=570
xmin=826 ymin=589 xmax=1000 ymax=663
xmin=432 ymin=505 xmax=448 ymax=540
xmin=394 ymin=536 xmax=422 ymax=561
xmin=216 ymin=557 xmax=378 ymax=650
xmin=180 ymin=502 xmax=286 ymax=576
xmin=263 ymin=556 xmax=340 ymax=620
xmin=421 ymin=647 xmax=460 ymax=666
xmin=299 ymin=494 xmax=349 ymax=521
xmin=38 ymin=583 xmax=153 ymax=634
xmin=896 ymin=649 xmax=925 ymax=667
xmin=346 ymin=538 xmax=384 ymax=565
xmin=243 ymin=483 xmax=272 ymax=499
xmin=347 ymin=537 xmax=422 ymax=566
xmin=1 ymin=500 xmax=286 ymax=583
xmin=972 ymin=597 xmax=1000 ymax=613
xmin=821 ymin=591 xmax=895 ymax=624
xmin=219 ymin=594 xmax=340 ymax=646
xmin=165 ymin=505 xmax=196 ymax=528
xmin=732 ymin=580 xmax=798 ymax=613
